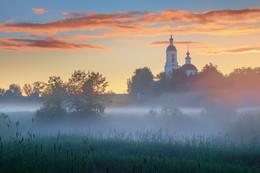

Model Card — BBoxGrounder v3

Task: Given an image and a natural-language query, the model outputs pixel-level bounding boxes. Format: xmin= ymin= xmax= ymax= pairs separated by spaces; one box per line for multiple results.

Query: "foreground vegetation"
xmin=1 ymin=133 xmax=260 ymax=173
xmin=1 ymin=108 xmax=260 ymax=173
xmin=1 ymin=117 xmax=260 ymax=173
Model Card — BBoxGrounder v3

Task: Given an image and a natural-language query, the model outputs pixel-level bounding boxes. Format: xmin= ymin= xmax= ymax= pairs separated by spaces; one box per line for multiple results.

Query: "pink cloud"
xmin=0 ymin=37 xmax=110 ymax=51
xmin=26 ymin=34 xmax=89 ymax=41
xmin=199 ymin=46 xmax=260 ymax=55
xmin=32 ymin=8 xmax=48 ymax=14
xmin=0 ymin=8 xmax=259 ymax=52
xmin=0 ymin=8 xmax=259 ymax=36
xmin=62 ymin=12 xmax=69 ymax=16
xmin=149 ymin=41 xmax=213 ymax=48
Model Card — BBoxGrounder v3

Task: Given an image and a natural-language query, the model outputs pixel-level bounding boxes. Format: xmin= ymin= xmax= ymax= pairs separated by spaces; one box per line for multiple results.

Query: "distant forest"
xmin=0 ymin=63 xmax=260 ymax=105
xmin=127 ymin=63 xmax=260 ymax=105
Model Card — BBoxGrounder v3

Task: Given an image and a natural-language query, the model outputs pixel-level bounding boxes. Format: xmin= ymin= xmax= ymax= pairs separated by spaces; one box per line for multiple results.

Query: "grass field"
xmin=1 ymin=111 xmax=260 ymax=173
xmin=1 ymin=130 xmax=260 ymax=172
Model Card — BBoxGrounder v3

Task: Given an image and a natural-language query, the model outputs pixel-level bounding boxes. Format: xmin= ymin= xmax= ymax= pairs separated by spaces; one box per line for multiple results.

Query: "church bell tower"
xmin=164 ymin=35 xmax=178 ymax=75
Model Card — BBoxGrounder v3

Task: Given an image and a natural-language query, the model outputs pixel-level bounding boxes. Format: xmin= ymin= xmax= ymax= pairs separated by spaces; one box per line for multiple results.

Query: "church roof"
xmin=181 ymin=64 xmax=197 ymax=71
xmin=186 ymin=51 xmax=191 ymax=58
xmin=166 ymin=45 xmax=177 ymax=51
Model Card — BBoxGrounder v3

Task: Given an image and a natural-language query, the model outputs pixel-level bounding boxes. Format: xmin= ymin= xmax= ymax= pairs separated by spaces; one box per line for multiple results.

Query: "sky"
xmin=0 ymin=0 xmax=260 ymax=93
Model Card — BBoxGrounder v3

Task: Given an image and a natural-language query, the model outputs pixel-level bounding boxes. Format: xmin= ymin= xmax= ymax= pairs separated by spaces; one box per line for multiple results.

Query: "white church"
xmin=164 ymin=35 xmax=198 ymax=76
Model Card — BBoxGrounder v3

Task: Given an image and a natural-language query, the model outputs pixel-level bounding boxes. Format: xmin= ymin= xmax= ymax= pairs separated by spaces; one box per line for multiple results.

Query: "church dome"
xmin=166 ymin=45 xmax=177 ymax=51
xmin=181 ymin=64 xmax=197 ymax=71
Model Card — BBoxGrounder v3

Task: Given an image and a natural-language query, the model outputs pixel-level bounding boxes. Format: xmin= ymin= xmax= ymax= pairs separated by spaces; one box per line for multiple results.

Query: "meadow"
xmin=1 ymin=106 xmax=260 ymax=173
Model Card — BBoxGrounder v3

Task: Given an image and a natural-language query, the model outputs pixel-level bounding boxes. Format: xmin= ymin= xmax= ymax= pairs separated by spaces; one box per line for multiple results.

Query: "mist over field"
xmin=1 ymin=71 xmax=260 ymax=172
xmin=1 ymin=0 xmax=260 ymax=171
xmin=1 ymin=92 xmax=259 ymax=145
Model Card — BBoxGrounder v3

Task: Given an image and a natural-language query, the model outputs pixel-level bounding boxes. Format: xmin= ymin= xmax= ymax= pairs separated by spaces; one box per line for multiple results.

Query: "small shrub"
xmin=161 ymin=105 xmax=183 ymax=117
xmin=35 ymin=105 xmax=67 ymax=121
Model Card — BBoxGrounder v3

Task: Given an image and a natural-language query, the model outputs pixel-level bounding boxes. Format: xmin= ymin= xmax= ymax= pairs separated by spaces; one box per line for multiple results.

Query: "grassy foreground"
xmin=1 ymin=133 xmax=260 ymax=173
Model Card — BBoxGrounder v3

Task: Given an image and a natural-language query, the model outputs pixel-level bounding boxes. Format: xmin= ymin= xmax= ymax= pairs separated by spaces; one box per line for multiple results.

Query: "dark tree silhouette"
xmin=32 ymin=81 xmax=46 ymax=98
xmin=66 ymin=70 xmax=109 ymax=116
xmin=192 ymin=63 xmax=224 ymax=91
xmin=0 ymin=88 xmax=5 ymax=96
xmin=36 ymin=76 xmax=66 ymax=120
xmin=5 ymin=84 xmax=22 ymax=97
xmin=227 ymin=67 xmax=260 ymax=90
xmin=127 ymin=67 xmax=154 ymax=96
xmin=23 ymin=82 xmax=45 ymax=98
xmin=23 ymin=84 xmax=33 ymax=97
xmin=169 ymin=69 xmax=188 ymax=92
xmin=152 ymin=72 xmax=169 ymax=94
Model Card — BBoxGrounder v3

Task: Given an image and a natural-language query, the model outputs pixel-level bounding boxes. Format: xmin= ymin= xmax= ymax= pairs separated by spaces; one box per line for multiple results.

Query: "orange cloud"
xmin=0 ymin=11 xmax=142 ymax=34
xmin=0 ymin=37 xmax=110 ymax=51
xmin=0 ymin=8 xmax=259 ymax=36
xmin=150 ymin=40 xmax=213 ymax=46
xmin=199 ymin=46 xmax=260 ymax=55
xmin=0 ymin=8 xmax=259 ymax=54
xmin=32 ymin=8 xmax=48 ymax=14
xmin=26 ymin=34 xmax=89 ymax=41
xmin=137 ymin=8 xmax=260 ymax=25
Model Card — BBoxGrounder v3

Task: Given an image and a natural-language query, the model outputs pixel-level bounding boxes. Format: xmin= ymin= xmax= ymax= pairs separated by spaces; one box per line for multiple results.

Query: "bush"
xmin=35 ymin=105 xmax=67 ymax=121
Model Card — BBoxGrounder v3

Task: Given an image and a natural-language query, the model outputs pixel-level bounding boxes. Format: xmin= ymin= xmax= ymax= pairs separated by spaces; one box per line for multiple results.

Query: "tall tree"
xmin=66 ymin=70 xmax=109 ymax=116
xmin=192 ymin=63 xmax=223 ymax=91
xmin=152 ymin=72 xmax=169 ymax=94
xmin=42 ymin=76 xmax=65 ymax=107
xmin=32 ymin=81 xmax=46 ymax=97
xmin=169 ymin=69 xmax=188 ymax=92
xmin=36 ymin=76 xmax=67 ymax=120
xmin=23 ymin=82 xmax=45 ymax=98
xmin=127 ymin=67 xmax=154 ymax=96
xmin=23 ymin=84 xmax=33 ymax=97
xmin=0 ymin=88 xmax=5 ymax=96
xmin=5 ymin=84 xmax=22 ymax=97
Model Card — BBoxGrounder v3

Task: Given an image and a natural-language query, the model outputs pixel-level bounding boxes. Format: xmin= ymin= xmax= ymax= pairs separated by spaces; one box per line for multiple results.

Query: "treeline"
xmin=127 ymin=64 xmax=260 ymax=105
xmin=37 ymin=70 xmax=110 ymax=119
xmin=1 ymin=70 xmax=110 ymax=119
xmin=0 ymin=82 xmax=45 ymax=99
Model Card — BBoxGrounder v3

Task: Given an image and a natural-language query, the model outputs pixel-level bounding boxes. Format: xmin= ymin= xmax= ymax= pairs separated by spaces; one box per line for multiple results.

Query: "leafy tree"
xmin=23 ymin=82 xmax=45 ymax=98
xmin=42 ymin=76 xmax=65 ymax=107
xmin=66 ymin=70 xmax=109 ymax=116
xmin=227 ymin=67 xmax=260 ymax=90
xmin=192 ymin=63 xmax=224 ymax=91
xmin=23 ymin=84 xmax=33 ymax=97
xmin=226 ymin=67 xmax=260 ymax=103
xmin=152 ymin=72 xmax=171 ymax=94
xmin=169 ymin=69 xmax=188 ymax=92
xmin=36 ymin=76 xmax=66 ymax=120
xmin=152 ymin=69 xmax=188 ymax=95
xmin=32 ymin=81 xmax=46 ymax=97
xmin=0 ymin=88 xmax=5 ymax=96
xmin=127 ymin=67 xmax=154 ymax=96
xmin=5 ymin=84 xmax=22 ymax=97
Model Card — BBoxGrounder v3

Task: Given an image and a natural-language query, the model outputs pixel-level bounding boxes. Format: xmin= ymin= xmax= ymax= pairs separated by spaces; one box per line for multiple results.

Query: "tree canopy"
xmin=127 ymin=67 xmax=154 ymax=96
xmin=126 ymin=63 xmax=260 ymax=106
xmin=66 ymin=70 xmax=109 ymax=116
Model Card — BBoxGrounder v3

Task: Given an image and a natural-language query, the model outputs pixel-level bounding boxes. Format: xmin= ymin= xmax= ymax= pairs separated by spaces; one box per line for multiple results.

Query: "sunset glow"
xmin=0 ymin=0 xmax=260 ymax=93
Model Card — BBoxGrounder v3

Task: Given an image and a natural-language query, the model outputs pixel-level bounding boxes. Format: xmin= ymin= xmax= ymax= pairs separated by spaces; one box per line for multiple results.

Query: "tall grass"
xmin=0 ymin=110 xmax=260 ymax=172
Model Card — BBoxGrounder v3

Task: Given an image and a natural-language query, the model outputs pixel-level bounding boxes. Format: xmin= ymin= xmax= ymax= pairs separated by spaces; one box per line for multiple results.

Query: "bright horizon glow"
xmin=0 ymin=0 xmax=260 ymax=93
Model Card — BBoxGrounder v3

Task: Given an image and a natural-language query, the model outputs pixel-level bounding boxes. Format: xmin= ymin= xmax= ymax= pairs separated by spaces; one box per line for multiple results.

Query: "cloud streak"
xmin=32 ymin=8 xmax=48 ymax=14
xmin=1 ymin=8 xmax=259 ymax=52
xmin=199 ymin=46 xmax=260 ymax=55
xmin=150 ymin=41 xmax=213 ymax=47
xmin=0 ymin=8 xmax=259 ymax=36
xmin=0 ymin=37 xmax=110 ymax=51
